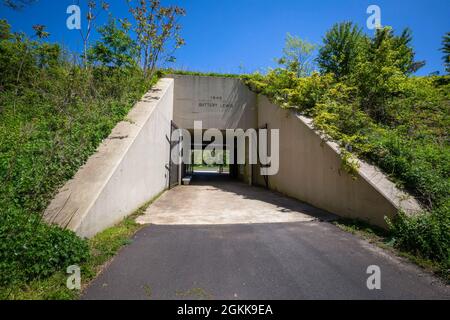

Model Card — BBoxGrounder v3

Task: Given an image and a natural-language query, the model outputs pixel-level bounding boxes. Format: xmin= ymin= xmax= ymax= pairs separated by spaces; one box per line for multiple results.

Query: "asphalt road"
xmin=82 ymin=221 xmax=449 ymax=300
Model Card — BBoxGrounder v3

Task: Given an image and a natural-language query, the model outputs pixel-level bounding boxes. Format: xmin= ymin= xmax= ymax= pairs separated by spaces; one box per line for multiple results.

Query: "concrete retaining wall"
xmin=44 ymin=79 xmax=174 ymax=238
xmin=168 ymin=74 xmax=257 ymax=130
xmin=253 ymin=95 xmax=422 ymax=228
xmin=44 ymin=75 xmax=422 ymax=237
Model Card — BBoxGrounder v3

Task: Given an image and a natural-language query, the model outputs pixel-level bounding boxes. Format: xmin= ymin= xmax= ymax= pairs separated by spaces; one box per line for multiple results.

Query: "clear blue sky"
xmin=1 ymin=0 xmax=449 ymax=75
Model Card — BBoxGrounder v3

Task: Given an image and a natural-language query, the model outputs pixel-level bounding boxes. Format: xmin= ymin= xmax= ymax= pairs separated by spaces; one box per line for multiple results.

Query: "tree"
xmin=351 ymin=27 xmax=424 ymax=121
xmin=75 ymin=0 xmax=109 ymax=67
xmin=2 ymin=0 xmax=36 ymax=10
xmin=32 ymin=24 xmax=49 ymax=39
xmin=318 ymin=23 xmax=424 ymax=79
xmin=88 ymin=17 xmax=138 ymax=68
xmin=0 ymin=19 xmax=11 ymax=40
xmin=127 ymin=0 xmax=185 ymax=77
xmin=317 ymin=22 xmax=365 ymax=79
xmin=389 ymin=28 xmax=425 ymax=74
xmin=278 ymin=33 xmax=317 ymax=77
xmin=364 ymin=27 xmax=424 ymax=76
xmin=442 ymin=32 xmax=450 ymax=73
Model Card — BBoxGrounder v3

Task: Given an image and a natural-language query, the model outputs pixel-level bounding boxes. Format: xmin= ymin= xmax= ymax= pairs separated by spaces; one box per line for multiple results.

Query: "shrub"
xmin=0 ymin=208 xmax=89 ymax=286
xmin=317 ymin=22 xmax=365 ymax=79
xmin=388 ymin=206 xmax=450 ymax=266
xmin=0 ymin=20 xmax=155 ymax=287
xmin=243 ymin=23 xmax=449 ymax=271
xmin=277 ymin=33 xmax=317 ymax=77
xmin=88 ymin=16 xmax=138 ymax=68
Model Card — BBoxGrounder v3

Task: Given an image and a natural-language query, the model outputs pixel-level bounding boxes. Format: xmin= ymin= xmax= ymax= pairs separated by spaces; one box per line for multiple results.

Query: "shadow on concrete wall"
xmin=222 ymin=80 xmax=254 ymax=129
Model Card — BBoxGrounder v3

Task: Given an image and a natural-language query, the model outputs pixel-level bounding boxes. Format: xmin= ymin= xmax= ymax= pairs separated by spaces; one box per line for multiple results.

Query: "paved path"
xmin=136 ymin=173 xmax=333 ymax=225
xmin=82 ymin=173 xmax=449 ymax=300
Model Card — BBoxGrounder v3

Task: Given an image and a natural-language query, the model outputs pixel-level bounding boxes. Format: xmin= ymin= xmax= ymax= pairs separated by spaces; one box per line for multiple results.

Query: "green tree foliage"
xmin=88 ymin=17 xmax=138 ymax=68
xmin=443 ymin=32 xmax=450 ymax=73
xmin=318 ymin=24 xmax=426 ymax=122
xmin=0 ymin=19 xmax=11 ymax=39
xmin=1 ymin=0 xmax=185 ymax=288
xmin=2 ymin=0 xmax=36 ymax=10
xmin=244 ymin=23 xmax=450 ymax=274
xmin=0 ymin=22 xmax=59 ymax=92
xmin=319 ymin=23 xmax=424 ymax=79
xmin=128 ymin=0 xmax=186 ymax=77
xmin=278 ymin=33 xmax=317 ymax=77
xmin=351 ymin=27 xmax=408 ymax=121
xmin=0 ymin=19 xmax=155 ymax=287
xmin=79 ymin=1 xmax=110 ymax=67
xmin=317 ymin=22 xmax=365 ymax=79
xmin=352 ymin=27 xmax=425 ymax=122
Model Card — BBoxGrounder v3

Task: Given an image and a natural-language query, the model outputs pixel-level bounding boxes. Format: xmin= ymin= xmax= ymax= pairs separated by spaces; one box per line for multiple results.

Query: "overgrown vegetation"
xmin=1 ymin=0 xmax=184 ymax=293
xmin=0 ymin=18 xmax=156 ymax=288
xmin=277 ymin=33 xmax=317 ymax=77
xmin=443 ymin=32 xmax=450 ymax=73
xmin=333 ymin=218 xmax=448 ymax=281
xmin=1 ymin=0 xmax=448 ymax=296
xmin=127 ymin=0 xmax=186 ymax=77
xmin=244 ymin=24 xmax=449 ymax=276
xmin=0 ymin=196 xmax=159 ymax=300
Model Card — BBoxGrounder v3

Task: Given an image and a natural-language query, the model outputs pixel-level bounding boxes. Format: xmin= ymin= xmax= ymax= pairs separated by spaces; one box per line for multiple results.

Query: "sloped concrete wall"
xmin=44 ymin=75 xmax=422 ymax=237
xmin=253 ymin=95 xmax=422 ymax=228
xmin=168 ymin=74 xmax=257 ymax=130
xmin=44 ymin=79 xmax=174 ymax=238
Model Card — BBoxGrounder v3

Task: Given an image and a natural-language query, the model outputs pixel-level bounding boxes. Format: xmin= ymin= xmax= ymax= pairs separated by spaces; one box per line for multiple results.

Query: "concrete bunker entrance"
xmin=164 ymin=74 xmax=421 ymax=229
xmin=169 ymin=129 xmax=255 ymax=190
xmin=168 ymin=74 xmax=262 ymax=189
xmin=44 ymin=75 xmax=422 ymax=237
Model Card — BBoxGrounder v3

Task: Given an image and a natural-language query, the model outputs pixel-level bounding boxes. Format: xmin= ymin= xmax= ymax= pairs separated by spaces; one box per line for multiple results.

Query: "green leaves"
xmin=0 ymin=19 xmax=11 ymax=40
xmin=32 ymin=25 xmax=49 ymax=39
xmin=387 ymin=207 xmax=450 ymax=266
xmin=317 ymin=22 xmax=365 ymax=79
xmin=88 ymin=17 xmax=138 ymax=68
xmin=278 ymin=33 xmax=317 ymax=77
xmin=0 ymin=22 xmax=156 ymax=287
xmin=442 ymin=32 xmax=450 ymax=73
xmin=244 ymin=22 xmax=450 ymax=270
xmin=128 ymin=0 xmax=186 ymax=76
xmin=317 ymin=23 xmax=426 ymax=123
xmin=0 ymin=208 xmax=90 ymax=286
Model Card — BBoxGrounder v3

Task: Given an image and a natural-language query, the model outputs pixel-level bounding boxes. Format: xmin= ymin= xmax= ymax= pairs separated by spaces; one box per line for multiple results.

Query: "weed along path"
xmin=82 ymin=174 xmax=450 ymax=300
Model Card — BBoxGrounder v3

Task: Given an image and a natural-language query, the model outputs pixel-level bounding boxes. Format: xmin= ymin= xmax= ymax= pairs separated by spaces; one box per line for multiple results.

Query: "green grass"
xmin=162 ymin=68 xmax=242 ymax=78
xmin=0 ymin=192 xmax=163 ymax=300
xmin=0 ymin=68 xmax=156 ymax=287
xmin=0 ymin=22 xmax=159 ymax=287
xmin=333 ymin=218 xmax=449 ymax=284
